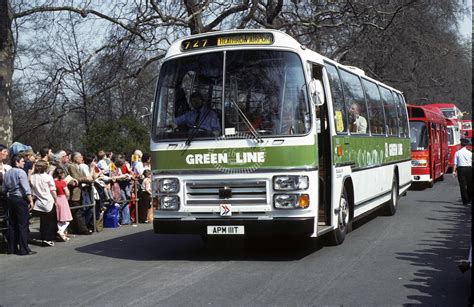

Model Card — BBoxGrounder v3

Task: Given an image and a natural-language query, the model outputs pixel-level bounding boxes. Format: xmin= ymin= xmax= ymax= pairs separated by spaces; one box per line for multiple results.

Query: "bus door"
xmin=312 ymin=64 xmax=331 ymax=226
xmin=441 ymin=126 xmax=449 ymax=174
xmin=430 ymin=123 xmax=441 ymax=180
xmin=447 ymin=124 xmax=460 ymax=170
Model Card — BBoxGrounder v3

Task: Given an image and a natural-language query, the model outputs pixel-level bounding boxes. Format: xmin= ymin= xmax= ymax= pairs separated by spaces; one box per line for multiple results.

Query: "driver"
xmin=173 ymin=92 xmax=221 ymax=132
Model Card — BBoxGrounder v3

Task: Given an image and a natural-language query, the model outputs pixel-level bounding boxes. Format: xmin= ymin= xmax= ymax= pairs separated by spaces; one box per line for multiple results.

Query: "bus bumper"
xmin=153 ymin=217 xmax=315 ymax=236
xmin=411 ymin=174 xmax=431 ymax=182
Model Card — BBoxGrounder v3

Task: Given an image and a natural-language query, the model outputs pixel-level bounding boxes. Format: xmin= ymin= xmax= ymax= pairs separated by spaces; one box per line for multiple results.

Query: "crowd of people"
xmin=0 ymin=143 xmax=152 ymax=256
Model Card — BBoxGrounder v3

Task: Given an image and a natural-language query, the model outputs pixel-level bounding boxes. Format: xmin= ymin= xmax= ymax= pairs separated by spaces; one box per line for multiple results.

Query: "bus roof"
xmin=427 ymin=103 xmax=461 ymax=109
xmin=423 ymin=104 xmax=446 ymax=114
xmin=407 ymin=104 xmax=446 ymax=125
xmin=424 ymin=103 xmax=463 ymax=120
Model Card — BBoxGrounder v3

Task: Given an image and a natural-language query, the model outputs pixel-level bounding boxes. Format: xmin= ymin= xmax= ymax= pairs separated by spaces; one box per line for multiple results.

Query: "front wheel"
xmin=325 ymin=186 xmax=351 ymax=246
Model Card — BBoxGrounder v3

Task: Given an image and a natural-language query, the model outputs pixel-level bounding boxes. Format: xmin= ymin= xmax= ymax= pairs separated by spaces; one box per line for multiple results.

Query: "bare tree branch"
xmin=129 ymin=53 xmax=165 ymax=78
xmin=203 ymin=1 xmax=250 ymax=32
xmin=13 ymin=5 xmax=145 ymax=40
xmin=13 ymin=106 xmax=83 ymax=140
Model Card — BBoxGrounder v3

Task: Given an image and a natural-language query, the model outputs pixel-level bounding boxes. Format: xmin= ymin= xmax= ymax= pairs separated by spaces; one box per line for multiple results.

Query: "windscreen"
xmin=152 ymin=50 xmax=310 ymax=141
xmin=410 ymin=121 xmax=428 ymax=151
xmin=152 ymin=52 xmax=224 ymax=140
xmin=440 ymin=108 xmax=455 ymax=119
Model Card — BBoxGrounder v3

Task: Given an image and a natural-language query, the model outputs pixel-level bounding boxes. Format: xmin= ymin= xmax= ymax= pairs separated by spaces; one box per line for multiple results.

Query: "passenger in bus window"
xmin=349 ymin=103 xmax=367 ymax=134
xmin=172 ymin=92 xmax=221 ymax=132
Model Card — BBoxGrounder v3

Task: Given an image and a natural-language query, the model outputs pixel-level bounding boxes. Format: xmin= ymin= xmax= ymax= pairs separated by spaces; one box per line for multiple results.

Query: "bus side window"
xmin=362 ymin=79 xmax=384 ymax=135
xmin=325 ymin=63 xmax=347 ymax=134
xmin=339 ymin=69 xmax=368 ymax=134
xmin=396 ymin=93 xmax=409 ymax=137
xmin=379 ymin=86 xmax=399 ymax=136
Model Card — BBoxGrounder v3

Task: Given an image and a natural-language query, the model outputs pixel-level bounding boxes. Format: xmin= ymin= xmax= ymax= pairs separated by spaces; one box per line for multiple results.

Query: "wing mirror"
xmin=309 ymin=79 xmax=325 ymax=106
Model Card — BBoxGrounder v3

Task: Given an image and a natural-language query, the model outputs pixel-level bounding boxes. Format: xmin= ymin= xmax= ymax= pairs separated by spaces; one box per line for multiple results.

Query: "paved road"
xmin=0 ymin=176 xmax=471 ymax=306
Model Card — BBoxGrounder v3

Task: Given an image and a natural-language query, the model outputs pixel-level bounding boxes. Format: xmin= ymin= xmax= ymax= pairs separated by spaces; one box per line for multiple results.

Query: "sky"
xmin=458 ymin=0 xmax=472 ymax=40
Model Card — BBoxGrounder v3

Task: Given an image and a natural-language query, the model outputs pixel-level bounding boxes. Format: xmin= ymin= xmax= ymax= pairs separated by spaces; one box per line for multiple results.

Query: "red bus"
xmin=462 ymin=119 xmax=472 ymax=138
xmin=425 ymin=103 xmax=463 ymax=171
xmin=428 ymin=103 xmax=463 ymax=121
xmin=408 ymin=104 xmax=449 ymax=186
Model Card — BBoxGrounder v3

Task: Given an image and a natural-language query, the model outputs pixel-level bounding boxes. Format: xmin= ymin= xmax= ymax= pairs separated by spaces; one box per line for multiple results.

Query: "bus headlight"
xmin=159 ymin=178 xmax=180 ymax=193
xmin=273 ymin=175 xmax=309 ymax=191
xmin=411 ymin=159 xmax=427 ymax=167
xmin=274 ymin=194 xmax=309 ymax=209
xmin=159 ymin=195 xmax=180 ymax=210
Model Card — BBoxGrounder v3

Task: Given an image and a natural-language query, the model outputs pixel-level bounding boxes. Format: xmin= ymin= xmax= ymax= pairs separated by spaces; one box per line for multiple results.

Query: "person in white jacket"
xmin=31 ymin=160 xmax=58 ymax=247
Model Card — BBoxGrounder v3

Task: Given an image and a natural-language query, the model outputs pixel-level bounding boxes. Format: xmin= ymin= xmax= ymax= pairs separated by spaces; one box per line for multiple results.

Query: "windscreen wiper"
xmin=185 ymin=108 xmax=212 ymax=146
xmin=229 ymin=98 xmax=263 ymax=143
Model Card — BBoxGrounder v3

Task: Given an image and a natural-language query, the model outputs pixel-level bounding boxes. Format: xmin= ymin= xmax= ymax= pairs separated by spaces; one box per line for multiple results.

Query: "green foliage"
xmin=82 ymin=116 xmax=149 ymax=155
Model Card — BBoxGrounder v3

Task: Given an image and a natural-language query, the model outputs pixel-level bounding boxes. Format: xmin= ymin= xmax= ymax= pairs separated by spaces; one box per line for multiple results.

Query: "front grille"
xmin=185 ymin=179 xmax=268 ymax=206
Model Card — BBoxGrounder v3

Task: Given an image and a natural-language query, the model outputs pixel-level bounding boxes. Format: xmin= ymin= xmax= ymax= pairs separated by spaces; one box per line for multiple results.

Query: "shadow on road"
xmin=395 ymin=203 xmax=471 ymax=305
xmin=409 ymin=183 xmax=431 ymax=191
xmin=75 ymin=206 xmax=395 ymax=262
xmin=75 ymin=231 xmax=324 ymax=262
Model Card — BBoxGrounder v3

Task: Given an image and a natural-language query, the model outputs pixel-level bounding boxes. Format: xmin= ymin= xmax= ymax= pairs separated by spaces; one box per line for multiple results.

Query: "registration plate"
xmin=207 ymin=225 xmax=245 ymax=235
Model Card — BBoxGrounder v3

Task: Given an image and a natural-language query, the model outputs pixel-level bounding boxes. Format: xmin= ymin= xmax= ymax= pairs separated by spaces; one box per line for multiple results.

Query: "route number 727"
xmin=183 ymin=39 xmax=208 ymax=50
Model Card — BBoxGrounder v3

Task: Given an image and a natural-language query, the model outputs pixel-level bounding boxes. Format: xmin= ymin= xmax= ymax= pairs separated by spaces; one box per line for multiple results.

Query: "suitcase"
xmin=103 ymin=203 xmax=120 ymax=228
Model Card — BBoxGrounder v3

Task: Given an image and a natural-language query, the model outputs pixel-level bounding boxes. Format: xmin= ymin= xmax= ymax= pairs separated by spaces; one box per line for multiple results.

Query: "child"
xmin=53 ymin=168 xmax=73 ymax=241
xmin=139 ymin=169 xmax=152 ymax=223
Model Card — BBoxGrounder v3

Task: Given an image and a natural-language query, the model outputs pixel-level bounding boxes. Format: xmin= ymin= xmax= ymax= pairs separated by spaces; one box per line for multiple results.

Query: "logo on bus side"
xmin=185 ymin=151 xmax=265 ymax=165
xmin=351 ymin=142 xmax=404 ymax=167
xmin=385 ymin=143 xmax=404 ymax=157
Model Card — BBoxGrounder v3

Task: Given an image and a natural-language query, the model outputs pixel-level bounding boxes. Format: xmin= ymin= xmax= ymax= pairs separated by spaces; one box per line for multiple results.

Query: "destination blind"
xmin=181 ymin=33 xmax=274 ymax=51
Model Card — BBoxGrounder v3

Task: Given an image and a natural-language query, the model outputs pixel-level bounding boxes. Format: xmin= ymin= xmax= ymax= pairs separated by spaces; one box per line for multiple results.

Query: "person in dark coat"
xmin=2 ymin=154 xmax=36 ymax=255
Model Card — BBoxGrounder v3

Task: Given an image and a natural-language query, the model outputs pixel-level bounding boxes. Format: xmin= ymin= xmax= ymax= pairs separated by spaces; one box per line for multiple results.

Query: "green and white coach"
xmin=150 ymin=29 xmax=411 ymax=245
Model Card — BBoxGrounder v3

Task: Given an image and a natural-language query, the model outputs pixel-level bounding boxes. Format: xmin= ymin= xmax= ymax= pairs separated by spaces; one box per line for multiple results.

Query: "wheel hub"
xmin=339 ymin=198 xmax=349 ymax=230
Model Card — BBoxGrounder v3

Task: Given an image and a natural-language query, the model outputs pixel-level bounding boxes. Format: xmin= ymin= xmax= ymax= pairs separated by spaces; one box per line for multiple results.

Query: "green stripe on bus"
xmin=151 ymin=144 xmax=317 ymax=171
xmin=150 ymin=136 xmax=410 ymax=171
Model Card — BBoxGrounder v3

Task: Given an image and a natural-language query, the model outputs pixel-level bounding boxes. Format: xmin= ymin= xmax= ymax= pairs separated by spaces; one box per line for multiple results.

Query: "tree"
xmin=340 ymin=0 xmax=472 ymax=113
xmin=4 ymin=0 xmax=262 ymax=148
xmin=1 ymin=0 xmax=471 ymax=149
xmin=0 ymin=0 xmax=14 ymax=146
xmin=81 ymin=116 xmax=149 ymax=155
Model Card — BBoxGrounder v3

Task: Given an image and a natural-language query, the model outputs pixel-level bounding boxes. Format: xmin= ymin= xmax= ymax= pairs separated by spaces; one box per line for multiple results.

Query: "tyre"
xmin=383 ymin=175 xmax=399 ymax=216
xmin=325 ymin=186 xmax=351 ymax=246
